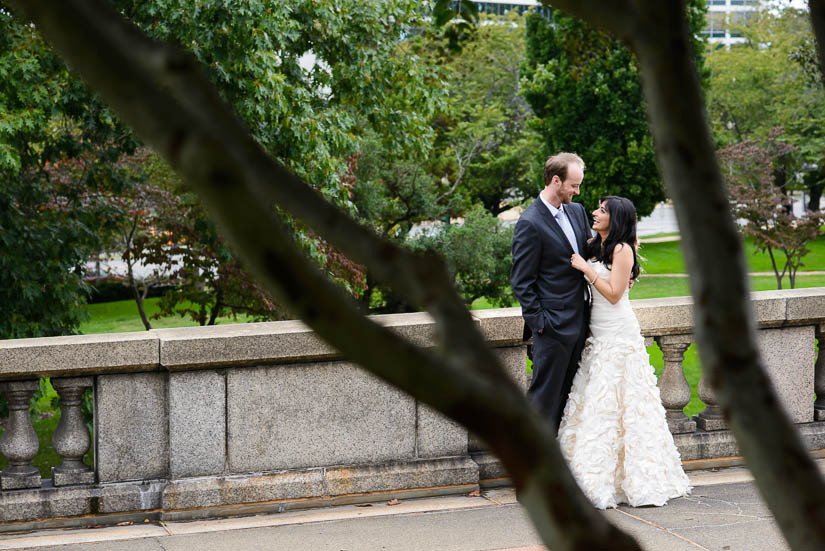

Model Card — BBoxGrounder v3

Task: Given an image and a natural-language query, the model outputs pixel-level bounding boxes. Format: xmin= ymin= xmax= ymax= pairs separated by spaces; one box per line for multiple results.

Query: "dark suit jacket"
xmin=510 ymin=198 xmax=591 ymax=344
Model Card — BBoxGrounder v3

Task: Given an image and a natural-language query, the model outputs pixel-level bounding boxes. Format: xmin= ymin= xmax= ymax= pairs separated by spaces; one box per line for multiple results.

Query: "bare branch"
xmin=810 ymin=0 xmax=825 ymax=90
xmin=543 ymin=0 xmax=635 ymax=41
xmin=541 ymin=0 xmax=825 ymax=546
xmin=7 ymin=1 xmax=641 ymax=549
xmin=571 ymin=0 xmax=825 ymax=547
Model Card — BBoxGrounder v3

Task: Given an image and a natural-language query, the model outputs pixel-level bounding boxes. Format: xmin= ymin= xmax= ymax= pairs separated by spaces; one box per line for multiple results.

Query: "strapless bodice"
xmin=587 ymin=260 xmax=639 ymax=340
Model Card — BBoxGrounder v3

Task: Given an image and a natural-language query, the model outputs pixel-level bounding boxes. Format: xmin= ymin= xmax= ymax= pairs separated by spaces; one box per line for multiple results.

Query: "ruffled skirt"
xmin=558 ymin=334 xmax=691 ymax=509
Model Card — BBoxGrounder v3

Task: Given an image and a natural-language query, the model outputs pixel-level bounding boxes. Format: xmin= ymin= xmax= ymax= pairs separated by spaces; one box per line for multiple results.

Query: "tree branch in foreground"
xmin=546 ymin=0 xmax=825 ymax=548
xmin=810 ymin=0 xmax=825 ymax=90
xmin=7 ymin=1 xmax=641 ymax=549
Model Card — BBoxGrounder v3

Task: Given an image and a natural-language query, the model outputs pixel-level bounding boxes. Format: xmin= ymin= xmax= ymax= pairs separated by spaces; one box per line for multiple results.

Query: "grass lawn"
xmin=629 ymin=274 xmax=825 ymax=300
xmin=79 ymin=297 xmax=255 ymax=334
xmin=640 ymin=236 xmax=825 ymax=275
xmin=639 ymin=232 xmax=680 ymax=240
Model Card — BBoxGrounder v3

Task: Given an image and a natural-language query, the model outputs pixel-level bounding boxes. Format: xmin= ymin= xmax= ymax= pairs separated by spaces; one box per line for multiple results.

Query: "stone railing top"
xmin=631 ymin=287 xmax=825 ymax=336
xmin=155 ymin=312 xmax=441 ymax=369
xmin=0 ymin=289 xmax=822 ymax=379
xmin=0 ymin=332 xmax=159 ymax=380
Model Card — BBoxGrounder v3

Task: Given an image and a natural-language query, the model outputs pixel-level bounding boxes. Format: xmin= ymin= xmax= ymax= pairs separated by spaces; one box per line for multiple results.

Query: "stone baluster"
xmin=815 ymin=324 xmax=825 ymax=422
xmin=51 ymin=377 xmax=95 ymax=486
xmin=0 ymin=380 xmax=41 ymax=490
xmin=694 ymin=370 xmax=726 ymax=431
xmin=655 ymin=335 xmax=696 ymax=434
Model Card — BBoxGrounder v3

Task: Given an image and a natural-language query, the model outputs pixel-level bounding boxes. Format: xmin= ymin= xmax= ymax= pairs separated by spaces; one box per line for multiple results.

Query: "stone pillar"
xmin=815 ymin=324 xmax=825 ymax=422
xmin=655 ymin=335 xmax=696 ymax=434
xmin=0 ymin=380 xmax=41 ymax=490
xmin=695 ymin=370 xmax=727 ymax=431
xmin=51 ymin=377 xmax=95 ymax=486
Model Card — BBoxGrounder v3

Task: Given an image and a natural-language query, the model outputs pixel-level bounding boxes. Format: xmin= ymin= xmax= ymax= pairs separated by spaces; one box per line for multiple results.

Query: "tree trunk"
xmin=808 ymin=179 xmax=824 ymax=212
xmin=767 ymin=246 xmax=783 ymax=290
xmin=207 ymin=288 xmax=223 ymax=326
xmin=809 ymin=0 xmax=825 ymax=91
xmin=123 ymin=216 xmax=152 ymax=331
xmin=131 ymin=282 xmax=152 ymax=331
xmin=127 ymin=257 xmax=152 ymax=331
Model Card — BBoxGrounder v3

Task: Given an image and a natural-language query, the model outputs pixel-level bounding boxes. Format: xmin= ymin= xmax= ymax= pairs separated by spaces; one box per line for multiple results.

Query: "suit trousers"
xmin=528 ymin=309 xmax=589 ymax=434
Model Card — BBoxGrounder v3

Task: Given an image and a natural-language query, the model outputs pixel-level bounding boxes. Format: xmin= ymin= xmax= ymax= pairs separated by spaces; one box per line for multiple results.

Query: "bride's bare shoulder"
xmin=612 ymin=243 xmax=634 ymax=261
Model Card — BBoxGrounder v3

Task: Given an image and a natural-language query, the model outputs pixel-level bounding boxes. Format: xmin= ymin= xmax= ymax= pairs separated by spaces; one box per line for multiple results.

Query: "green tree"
xmin=0 ymin=10 xmax=134 ymax=338
xmin=521 ymin=1 xmax=708 ymax=218
xmin=433 ymin=12 xmax=542 ymax=217
xmin=353 ymin=12 xmax=539 ymax=311
xmin=707 ymin=6 xmax=825 ymax=211
xmin=414 ymin=204 xmax=515 ymax=307
xmin=113 ymin=0 xmax=441 ymax=199
xmin=110 ymin=1 xmax=443 ymax=314
xmin=1 ymin=0 xmax=448 ymax=332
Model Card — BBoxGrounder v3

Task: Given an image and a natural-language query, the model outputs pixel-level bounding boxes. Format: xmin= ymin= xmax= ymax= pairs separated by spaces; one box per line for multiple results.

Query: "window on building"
xmin=473 ymin=2 xmax=551 ymax=21
xmin=704 ymin=11 xmax=727 ymax=38
xmin=729 ymin=10 xmax=753 ymax=37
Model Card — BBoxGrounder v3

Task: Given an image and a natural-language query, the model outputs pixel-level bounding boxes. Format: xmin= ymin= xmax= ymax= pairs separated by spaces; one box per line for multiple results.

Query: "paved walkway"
xmin=0 ymin=462 xmax=810 ymax=551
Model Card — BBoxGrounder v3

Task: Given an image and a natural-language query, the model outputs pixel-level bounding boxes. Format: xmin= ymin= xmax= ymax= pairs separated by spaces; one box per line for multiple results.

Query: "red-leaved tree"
xmin=719 ymin=128 xmax=824 ymax=289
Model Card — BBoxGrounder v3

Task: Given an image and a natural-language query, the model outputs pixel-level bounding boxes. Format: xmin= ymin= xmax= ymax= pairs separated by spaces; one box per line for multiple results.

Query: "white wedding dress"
xmin=558 ymin=260 xmax=691 ymax=509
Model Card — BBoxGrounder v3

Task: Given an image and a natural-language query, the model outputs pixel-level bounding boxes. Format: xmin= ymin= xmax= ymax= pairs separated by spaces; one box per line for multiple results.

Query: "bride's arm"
xmin=571 ymin=244 xmax=634 ymax=305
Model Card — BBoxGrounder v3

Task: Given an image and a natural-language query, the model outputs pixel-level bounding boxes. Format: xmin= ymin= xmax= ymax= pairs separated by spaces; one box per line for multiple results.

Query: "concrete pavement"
xmin=0 ymin=462 xmax=806 ymax=551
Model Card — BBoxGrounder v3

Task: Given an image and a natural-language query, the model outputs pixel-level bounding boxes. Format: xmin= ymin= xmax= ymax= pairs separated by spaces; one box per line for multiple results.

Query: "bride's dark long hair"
xmin=585 ymin=196 xmax=640 ymax=281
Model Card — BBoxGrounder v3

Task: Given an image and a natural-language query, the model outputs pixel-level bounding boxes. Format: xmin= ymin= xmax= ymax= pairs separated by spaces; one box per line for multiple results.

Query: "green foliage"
xmin=353 ymin=132 xmax=449 ymax=241
xmin=521 ymin=2 xmax=708 ymax=217
xmin=706 ymin=6 xmax=825 ymax=211
xmin=440 ymin=12 xmax=542 ymax=215
xmin=522 ymin=12 xmax=659 ymax=216
xmin=1 ymin=1 xmax=448 ymax=336
xmin=0 ymin=177 xmax=96 ymax=338
xmin=0 ymin=8 xmax=140 ymax=339
xmin=116 ymin=0 xmax=441 ymax=201
xmin=353 ymin=12 xmax=537 ymax=311
xmin=101 ymin=1 xmax=445 ymax=317
xmin=144 ymin=184 xmax=295 ymax=325
xmin=432 ymin=0 xmax=480 ymax=53
xmin=415 ymin=205 xmax=515 ymax=307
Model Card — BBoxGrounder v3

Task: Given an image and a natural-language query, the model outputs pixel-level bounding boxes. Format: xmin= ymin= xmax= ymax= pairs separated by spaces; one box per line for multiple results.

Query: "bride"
xmin=563 ymin=196 xmax=691 ymax=509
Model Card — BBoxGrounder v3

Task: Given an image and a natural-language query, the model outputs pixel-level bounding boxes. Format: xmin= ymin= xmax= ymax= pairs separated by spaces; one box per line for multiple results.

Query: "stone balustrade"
xmin=0 ymin=288 xmax=823 ymax=530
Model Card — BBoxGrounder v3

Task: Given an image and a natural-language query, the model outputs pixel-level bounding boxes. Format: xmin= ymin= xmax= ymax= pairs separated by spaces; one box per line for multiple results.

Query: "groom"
xmin=511 ymin=152 xmax=591 ymax=433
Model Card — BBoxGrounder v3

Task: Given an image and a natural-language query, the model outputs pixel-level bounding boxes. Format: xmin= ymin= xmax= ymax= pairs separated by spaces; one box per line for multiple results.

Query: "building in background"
xmin=704 ymin=0 xmax=760 ymax=47
xmin=466 ymin=1 xmax=765 ymax=49
xmin=469 ymin=0 xmax=551 ymax=19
